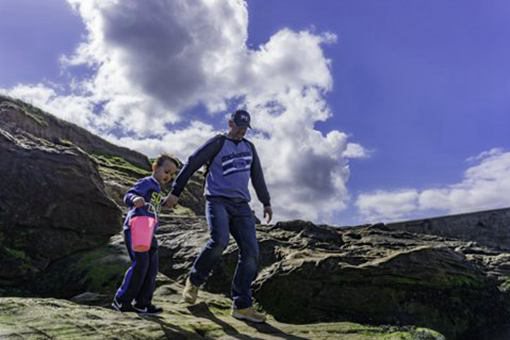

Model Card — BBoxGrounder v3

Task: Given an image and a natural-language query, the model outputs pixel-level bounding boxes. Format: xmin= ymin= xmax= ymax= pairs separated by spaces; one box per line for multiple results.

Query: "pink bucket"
xmin=130 ymin=216 xmax=157 ymax=252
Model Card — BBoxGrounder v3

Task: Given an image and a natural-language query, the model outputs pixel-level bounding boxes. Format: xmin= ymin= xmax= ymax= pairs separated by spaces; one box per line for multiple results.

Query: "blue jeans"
xmin=189 ymin=197 xmax=259 ymax=309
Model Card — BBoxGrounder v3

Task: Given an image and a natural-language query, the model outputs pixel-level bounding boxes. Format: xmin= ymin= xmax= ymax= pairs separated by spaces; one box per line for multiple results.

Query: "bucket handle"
xmin=143 ymin=202 xmax=158 ymax=221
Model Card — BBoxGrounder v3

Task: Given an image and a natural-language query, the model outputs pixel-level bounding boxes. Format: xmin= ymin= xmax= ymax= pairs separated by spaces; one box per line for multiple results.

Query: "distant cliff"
xmin=386 ymin=208 xmax=510 ymax=251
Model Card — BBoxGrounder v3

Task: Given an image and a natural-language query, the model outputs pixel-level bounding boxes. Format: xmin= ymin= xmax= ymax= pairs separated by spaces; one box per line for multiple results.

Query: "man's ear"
xmin=228 ymin=119 xmax=235 ymax=128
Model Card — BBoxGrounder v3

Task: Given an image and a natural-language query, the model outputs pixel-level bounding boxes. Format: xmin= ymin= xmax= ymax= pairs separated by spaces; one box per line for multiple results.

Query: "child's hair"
xmin=152 ymin=154 xmax=180 ymax=170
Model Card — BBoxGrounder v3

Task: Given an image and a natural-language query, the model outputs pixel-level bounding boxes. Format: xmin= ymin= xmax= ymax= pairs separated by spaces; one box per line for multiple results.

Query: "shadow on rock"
xmin=141 ymin=314 xmax=199 ymax=340
xmin=243 ymin=322 xmax=309 ymax=340
xmin=187 ymin=302 xmax=256 ymax=340
xmin=188 ymin=302 xmax=307 ymax=340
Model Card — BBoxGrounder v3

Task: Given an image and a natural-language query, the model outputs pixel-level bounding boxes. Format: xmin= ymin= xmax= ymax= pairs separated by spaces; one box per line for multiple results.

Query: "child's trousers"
xmin=115 ymin=229 xmax=159 ymax=307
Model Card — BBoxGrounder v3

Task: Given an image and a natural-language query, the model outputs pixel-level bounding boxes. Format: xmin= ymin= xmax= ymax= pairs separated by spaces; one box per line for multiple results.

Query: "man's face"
xmin=228 ymin=120 xmax=248 ymax=140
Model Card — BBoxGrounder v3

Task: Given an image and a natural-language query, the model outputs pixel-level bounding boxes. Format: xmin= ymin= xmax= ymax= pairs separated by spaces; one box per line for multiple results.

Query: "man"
xmin=163 ymin=109 xmax=272 ymax=323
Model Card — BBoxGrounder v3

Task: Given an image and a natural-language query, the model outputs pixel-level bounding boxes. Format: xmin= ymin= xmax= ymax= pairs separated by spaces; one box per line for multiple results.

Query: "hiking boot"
xmin=231 ymin=306 xmax=267 ymax=323
xmin=112 ymin=296 xmax=135 ymax=312
xmin=133 ymin=303 xmax=163 ymax=315
xmin=182 ymin=277 xmax=199 ymax=304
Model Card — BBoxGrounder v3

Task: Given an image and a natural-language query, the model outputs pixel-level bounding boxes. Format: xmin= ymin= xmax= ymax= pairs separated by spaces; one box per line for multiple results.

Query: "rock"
xmin=70 ymin=291 xmax=111 ymax=306
xmin=2 ymin=96 xmax=510 ymax=339
xmin=175 ymin=172 xmax=207 ymax=216
xmin=254 ymin=245 xmax=504 ymax=339
xmin=0 ymin=127 xmax=122 ymax=285
xmin=156 ymin=215 xmax=211 ymax=282
xmin=34 ymin=239 xmax=129 ymax=298
xmin=0 ymin=95 xmax=151 ymax=170
xmin=385 ymin=207 xmax=510 ymax=251
xmin=0 ymin=283 xmax=445 ymax=340
xmin=154 ymin=218 xmax=509 ymax=339
xmin=0 ymin=297 xmax=168 ymax=339
xmin=275 ymin=220 xmax=344 ymax=249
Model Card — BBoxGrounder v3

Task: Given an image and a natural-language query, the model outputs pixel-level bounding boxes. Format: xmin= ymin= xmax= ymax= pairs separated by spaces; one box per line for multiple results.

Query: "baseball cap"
xmin=231 ymin=110 xmax=251 ymax=128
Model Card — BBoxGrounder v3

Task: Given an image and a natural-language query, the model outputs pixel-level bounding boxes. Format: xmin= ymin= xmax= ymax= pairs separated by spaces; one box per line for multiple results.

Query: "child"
xmin=112 ymin=154 xmax=179 ymax=314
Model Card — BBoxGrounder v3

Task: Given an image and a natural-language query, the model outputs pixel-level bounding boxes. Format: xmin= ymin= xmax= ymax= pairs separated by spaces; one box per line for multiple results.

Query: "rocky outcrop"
xmin=0 ymin=126 xmax=122 ymax=286
xmin=255 ymin=245 xmax=501 ymax=339
xmin=0 ymin=280 xmax=443 ymax=340
xmin=32 ymin=235 xmax=130 ymax=297
xmin=0 ymin=296 xmax=168 ymax=339
xmin=176 ymin=172 xmax=207 ymax=216
xmin=154 ymin=217 xmax=510 ymax=339
xmin=25 ymin=213 xmax=510 ymax=338
xmin=385 ymin=207 xmax=510 ymax=251
xmin=0 ymin=95 xmax=207 ymax=216
xmin=0 ymin=95 xmax=151 ymax=170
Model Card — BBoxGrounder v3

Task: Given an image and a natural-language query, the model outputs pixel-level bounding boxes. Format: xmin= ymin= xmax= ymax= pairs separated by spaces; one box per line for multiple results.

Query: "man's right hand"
xmin=162 ymin=194 xmax=179 ymax=209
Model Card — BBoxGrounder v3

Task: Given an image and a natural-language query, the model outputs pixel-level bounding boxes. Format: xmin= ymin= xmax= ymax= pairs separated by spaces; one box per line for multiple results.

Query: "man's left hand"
xmin=263 ymin=206 xmax=273 ymax=224
xmin=162 ymin=194 xmax=179 ymax=209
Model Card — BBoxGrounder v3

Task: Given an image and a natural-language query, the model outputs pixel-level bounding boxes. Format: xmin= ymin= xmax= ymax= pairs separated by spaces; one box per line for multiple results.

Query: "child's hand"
xmin=133 ymin=196 xmax=145 ymax=208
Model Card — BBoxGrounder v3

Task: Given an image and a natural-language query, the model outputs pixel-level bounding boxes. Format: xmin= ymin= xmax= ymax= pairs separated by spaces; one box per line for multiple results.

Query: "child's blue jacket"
xmin=123 ymin=176 xmax=163 ymax=230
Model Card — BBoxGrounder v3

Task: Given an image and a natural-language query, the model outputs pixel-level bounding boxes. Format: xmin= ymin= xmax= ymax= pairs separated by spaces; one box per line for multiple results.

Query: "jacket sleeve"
xmin=170 ymin=135 xmax=223 ymax=197
xmin=124 ymin=178 xmax=149 ymax=208
xmin=249 ymin=142 xmax=271 ymax=207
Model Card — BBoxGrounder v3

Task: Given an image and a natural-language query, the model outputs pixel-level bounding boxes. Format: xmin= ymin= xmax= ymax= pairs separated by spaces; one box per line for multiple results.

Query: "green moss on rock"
xmin=36 ymin=243 xmax=129 ymax=298
xmin=92 ymin=153 xmax=150 ymax=178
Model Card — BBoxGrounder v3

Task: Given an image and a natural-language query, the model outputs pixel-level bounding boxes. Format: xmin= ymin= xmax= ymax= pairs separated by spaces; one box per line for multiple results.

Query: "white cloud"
xmin=104 ymin=120 xmax=216 ymax=161
xmin=62 ymin=0 xmax=339 ymax=137
xmin=2 ymin=0 xmax=368 ymax=224
xmin=246 ymin=87 xmax=351 ymax=223
xmin=356 ymin=148 xmax=510 ymax=222
xmin=356 ymin=190 xmax=419 ymax=222
xmin=344 ymin=142 xmax=369 ymax=159
xmin=64 ymin=0 xmax=250 ymax=135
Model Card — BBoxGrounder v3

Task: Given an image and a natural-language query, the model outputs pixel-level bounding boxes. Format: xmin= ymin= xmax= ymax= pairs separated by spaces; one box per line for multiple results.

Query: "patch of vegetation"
xmin=169 ymin=204 xmax=196 ymax=216
xmin=73 ymin=247 xmax=128 ymax=294
xmin=57 ymin=138 xmax=74 ymax=147
xmin=443 ymin=274 xmax=485 ymax=288
xmin=97 ymin=166 xmax=135 ymax=184
xmin=500 ymin=276 xmax=510 ymax=292
xmin=274 ymin=322 xmax=445 ymax=339
xmin=91 ymin=153 xmax=150 ymax=178
xmin=4 ymin=246 xmax=28 ymax=260
xmin=206 ymin=299 xmax=231 ymax=316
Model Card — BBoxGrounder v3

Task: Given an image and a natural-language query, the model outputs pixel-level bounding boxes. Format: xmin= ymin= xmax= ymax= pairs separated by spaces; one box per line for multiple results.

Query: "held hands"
xmin=162 ymin=194 xmax=179 ymax=209
xmin=133 ymin=196 xmax=145 ymax=208
xmin=263 ymin=206 xmax=273 ymax=224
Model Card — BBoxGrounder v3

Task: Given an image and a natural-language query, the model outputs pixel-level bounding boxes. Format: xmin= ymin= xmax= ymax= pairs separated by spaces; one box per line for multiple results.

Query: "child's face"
xmin=153 ymin=160 xmax=178 ymax=186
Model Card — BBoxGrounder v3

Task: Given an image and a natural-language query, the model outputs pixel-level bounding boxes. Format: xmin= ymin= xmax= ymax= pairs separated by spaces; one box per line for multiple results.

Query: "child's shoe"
xmin=112 ymin=296 xmax=135 ymax=312
xmin=133 ymin=303 xmax=163 ymax=315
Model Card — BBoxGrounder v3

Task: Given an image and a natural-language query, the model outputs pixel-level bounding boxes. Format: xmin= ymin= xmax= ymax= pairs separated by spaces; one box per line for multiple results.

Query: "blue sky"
xmin=1 ymin=0 xmax=509 ymax=226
